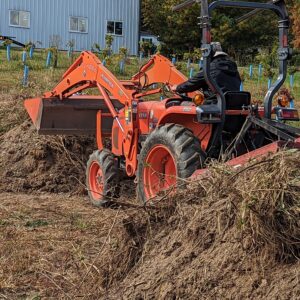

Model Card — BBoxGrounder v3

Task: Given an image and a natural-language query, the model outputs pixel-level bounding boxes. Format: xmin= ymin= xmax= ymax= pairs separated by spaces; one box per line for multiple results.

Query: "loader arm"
xmin=44 ymin=51 xmax=133 ymax=104
xmin=26 ymin=51 xmax=139 ymax=176
xmin=132 ymin=54 xmax=198 ymax=97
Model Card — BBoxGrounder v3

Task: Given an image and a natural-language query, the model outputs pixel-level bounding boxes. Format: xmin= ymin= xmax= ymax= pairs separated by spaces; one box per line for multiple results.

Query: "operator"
xmin=171 ymin=42 xmax=241 ymax=96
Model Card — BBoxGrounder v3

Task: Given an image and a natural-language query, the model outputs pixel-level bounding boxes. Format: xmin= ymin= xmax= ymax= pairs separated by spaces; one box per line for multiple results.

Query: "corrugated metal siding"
xmin=0 ymin=0 xmax=140 ymax=55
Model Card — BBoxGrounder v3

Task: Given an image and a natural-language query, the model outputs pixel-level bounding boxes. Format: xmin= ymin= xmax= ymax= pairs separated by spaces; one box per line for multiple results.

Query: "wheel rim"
xmin=143 ymin=145 xmax=177 ymax=200
xmin=89 ymin=161 xmax=104 ymax=201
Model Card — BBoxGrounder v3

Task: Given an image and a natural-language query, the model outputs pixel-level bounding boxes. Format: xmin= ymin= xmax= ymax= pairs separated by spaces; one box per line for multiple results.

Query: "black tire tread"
xmin=137 ymin=124 xmax=205 ymax=203
xmin=86 ymin=149 xmax=120 ymax=207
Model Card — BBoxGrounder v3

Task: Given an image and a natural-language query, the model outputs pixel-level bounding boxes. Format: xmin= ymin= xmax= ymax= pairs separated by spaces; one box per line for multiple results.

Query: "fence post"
xmin=6 ymin=44 xmax=11 ymax=61
xmin=68 ymin=46 xmax=73 ymax=58
xmin=22 ymin=50 xmax=27 ymax=63
xmin=258 ymin=64 xmax=262 ymax=78
xmin=268 ymin=78 xmax=272 ymax=89
xmin=290 ymin=74 xmax=294 ymax=89
xmin=199 ymin=59 xmax=203 ymax=70
xmin=46 ymin=51 xmax=52 ymax=67
xmin=29 ymin=46 xmax=34 ymax=59
xmin=139 ymin=52 xmax=143 ymax=63
xmin=102 ymin=59 xmax=106 ymax=67
xmin=189 ymin=67 xmax=194 ymax=79
xmin=240 ymin=82 xmax=244 ymax=91
xmin=187 ymin=58 xmax=191 ymax=69
xmin=290 ymin=98 xmax=295 ymax=108
xmin=249 ymin=64 xmax=253 ymax=78
xmin=119 ymin=59 xmax=125 ymax=74
xmin=23 ymin=65 xmax=29 ymax=87
xmin=171 ymin=57 xmax=176 ymax=65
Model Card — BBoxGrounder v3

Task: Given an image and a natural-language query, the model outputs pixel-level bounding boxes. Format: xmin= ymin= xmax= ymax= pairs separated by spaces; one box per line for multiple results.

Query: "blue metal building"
xmin=0 ymin=0 xmax=140 ymax=55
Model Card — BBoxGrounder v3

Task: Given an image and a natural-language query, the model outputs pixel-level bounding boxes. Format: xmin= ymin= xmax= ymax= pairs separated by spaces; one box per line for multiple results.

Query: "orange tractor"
xmin=25 ymin=0 xmax=300 ymax=206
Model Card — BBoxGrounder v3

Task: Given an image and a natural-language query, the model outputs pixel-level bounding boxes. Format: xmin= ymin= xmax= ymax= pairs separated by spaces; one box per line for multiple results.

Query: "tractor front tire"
xmin=137 ymin=124 xmax=205 ymax=203
xmin=86 ymin=149 xmax=120 ymax=207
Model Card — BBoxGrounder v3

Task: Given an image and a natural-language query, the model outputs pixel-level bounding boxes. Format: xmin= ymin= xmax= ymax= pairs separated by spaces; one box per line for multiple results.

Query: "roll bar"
xmin=173 ymin=0 xmax=291 ymax=119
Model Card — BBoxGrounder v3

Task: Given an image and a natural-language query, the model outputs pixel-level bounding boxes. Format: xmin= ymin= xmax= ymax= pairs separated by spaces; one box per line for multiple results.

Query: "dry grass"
xmin=0 ymin=150 xmax=299 ymax=299
xmin=190 ymin=150 xmax=300 ymax=262
xmin=0 ymin=193 xmax=146 ymax=299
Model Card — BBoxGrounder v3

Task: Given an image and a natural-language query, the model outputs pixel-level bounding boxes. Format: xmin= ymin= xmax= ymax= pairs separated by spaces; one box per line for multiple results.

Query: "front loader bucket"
xmin=24 ymin=96 xmax=124 ymax=135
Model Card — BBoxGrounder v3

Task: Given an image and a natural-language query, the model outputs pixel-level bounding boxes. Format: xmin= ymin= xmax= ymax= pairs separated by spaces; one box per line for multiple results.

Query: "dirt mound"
xmin=114 ymin=150 xmax=300 ymax=299
xmin=0 ymin=121 xmax=96 ymax=194
xmin=0 ymin=151 xmax=299 ymax=299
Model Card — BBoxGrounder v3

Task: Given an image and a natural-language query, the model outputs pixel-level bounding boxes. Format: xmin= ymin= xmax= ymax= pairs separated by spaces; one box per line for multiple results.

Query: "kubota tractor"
xmin=25 ymin=0 xmax=300 ymax=206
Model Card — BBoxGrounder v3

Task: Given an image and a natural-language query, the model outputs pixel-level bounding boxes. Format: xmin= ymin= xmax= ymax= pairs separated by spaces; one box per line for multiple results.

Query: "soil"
xmin=0 ymin=121 xmax=96 ymax=195
xmin=0 ymin=121 xmax=299 ymax=299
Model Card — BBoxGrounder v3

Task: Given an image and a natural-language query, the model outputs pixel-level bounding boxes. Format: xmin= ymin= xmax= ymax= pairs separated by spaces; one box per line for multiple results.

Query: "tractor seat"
xmin=196 ymin=91 xmax=251 ymax=124
xmin=225 ymin=91 xmax=251 ymax=110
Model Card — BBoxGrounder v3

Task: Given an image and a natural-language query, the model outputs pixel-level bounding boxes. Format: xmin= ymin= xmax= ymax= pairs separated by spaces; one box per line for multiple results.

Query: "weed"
xmin=25 ymin=219 xmax=49 ymax=228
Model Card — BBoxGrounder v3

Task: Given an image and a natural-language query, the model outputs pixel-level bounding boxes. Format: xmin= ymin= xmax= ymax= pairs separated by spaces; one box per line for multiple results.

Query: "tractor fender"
xmin=157 ymin=106 xmax=213 ymax=152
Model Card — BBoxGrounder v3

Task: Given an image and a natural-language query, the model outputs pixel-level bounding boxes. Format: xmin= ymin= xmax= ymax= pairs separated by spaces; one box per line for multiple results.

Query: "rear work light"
xmin=274 ymin=107 xmax=300 ymax=121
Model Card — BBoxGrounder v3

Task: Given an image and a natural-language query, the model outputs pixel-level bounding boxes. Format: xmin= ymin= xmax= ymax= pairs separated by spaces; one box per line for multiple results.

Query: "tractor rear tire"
xmin=137 ymin=124 xmax=205 ymax=203
xmin=86 ymin=149 xmax=120 ymax=207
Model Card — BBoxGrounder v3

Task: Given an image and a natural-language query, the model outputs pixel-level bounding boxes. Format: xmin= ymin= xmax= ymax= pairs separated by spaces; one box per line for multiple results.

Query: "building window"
xmin=142 ymin=38 xmax=153 ymax=44
xmin=107 ymin=21 xmax=123 ymax=36
xmin=9 ymin=10 xmax=30 ymax=28
xmin=69 ymin=17 xmax=88 ymax=33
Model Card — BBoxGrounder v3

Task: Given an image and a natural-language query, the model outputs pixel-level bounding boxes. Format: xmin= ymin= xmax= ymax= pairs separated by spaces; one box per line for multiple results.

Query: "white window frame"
xmin=69 ymin=16 xmax=88 ymax=34
xmin=106 ymin=20 xmax=123 ymax=36
xmin=9 ymin=10 xmax=30 ymax=28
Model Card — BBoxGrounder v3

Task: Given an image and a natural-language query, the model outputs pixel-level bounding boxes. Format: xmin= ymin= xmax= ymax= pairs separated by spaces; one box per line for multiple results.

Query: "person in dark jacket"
xmin=171 ymin=42 xmax=241 ymax=95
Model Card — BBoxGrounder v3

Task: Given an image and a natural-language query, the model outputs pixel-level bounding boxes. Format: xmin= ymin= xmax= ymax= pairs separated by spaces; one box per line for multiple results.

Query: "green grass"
xmin=178 ymin=63 xmax=300 ymax=102
xmin=0 ymin=47 xmax=140 ymax=97
xmin=25 ymin=219 xmax=49 ymax=228
xmin=239 ymin=66 xmax=300 ymax=102
xmin=0 ymin=47 xmax=299 ymax=104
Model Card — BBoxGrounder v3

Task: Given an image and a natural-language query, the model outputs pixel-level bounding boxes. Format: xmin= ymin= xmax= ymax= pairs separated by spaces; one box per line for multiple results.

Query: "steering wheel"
xmin=161 ymin=84 xmax=191 ymax=100
xmin=161 ymin=83 xmax=173 ymax=99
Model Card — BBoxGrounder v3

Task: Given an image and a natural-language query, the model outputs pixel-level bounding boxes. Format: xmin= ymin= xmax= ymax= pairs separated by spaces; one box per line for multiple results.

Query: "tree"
xmin=290 ymin=1 xmax=300 ymax=49
xmin=211 ymin=8 xmax=278 ymax=64
xmin=142 ymin=0 xmax=201 ymax=54
xmin=142 ymin=0 xmax=279 ymax=60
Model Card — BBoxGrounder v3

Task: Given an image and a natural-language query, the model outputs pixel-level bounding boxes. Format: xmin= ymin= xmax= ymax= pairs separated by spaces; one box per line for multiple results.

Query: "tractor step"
xmin=196 ymin=104 xmax=222 ymax=123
